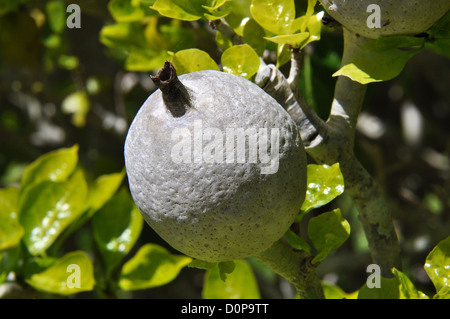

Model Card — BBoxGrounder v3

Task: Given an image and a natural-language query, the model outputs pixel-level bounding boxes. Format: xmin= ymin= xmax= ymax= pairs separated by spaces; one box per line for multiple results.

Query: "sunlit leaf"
xmin=250 ymin=0 xmax=295 ymax=35
xmin=392 ymin=268 xmax=429 ymax=299
xmin=308 ymin=208 xmax=350 ymax=264
xmin=202 ymin=260 xmax=260 ymax=299
xmin=93 ymin=188 xmax=143 ymax=277
xmin=333 ymin=36 xmax=425 ymax=84
xmin=87 ymin=170 xmax=125 ymax=212
xmin=19 ymin=169 xmax=88 ymax=255
xmin=276 ymin=43 xmax=291 ymax=68
xmin=301 ymin=163 xmax=344 ymax=213
xmin=424 ymin=236 xmax=450 ymax=295
xmin=265 ymin=32 xmax=310 ymax=47
xmin=0 ymin=187 xmax=23 ymax=250
xmin=322 ymin=282 xmax=357 ymax=299
xmin=151 ymin=0 xmax=206 ymax=21
xmin=20 ymin=144 xmax=79 ymax=190
xmin=119 ymin=244 xmax=192 ymax=290
xmin=221 ymin=44 xmax=260 ymax=79
xmin=26 ymin=251 xmax=95 ymax=295
xmin=169 ymin=48 xmax=219 ymax=74
xmin=202 ymin=0 xmax=229 ymax=12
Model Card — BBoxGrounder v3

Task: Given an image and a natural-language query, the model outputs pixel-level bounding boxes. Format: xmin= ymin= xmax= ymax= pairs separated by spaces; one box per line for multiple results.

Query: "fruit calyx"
xmin=151 ymin=61 xmax=192 ymax=117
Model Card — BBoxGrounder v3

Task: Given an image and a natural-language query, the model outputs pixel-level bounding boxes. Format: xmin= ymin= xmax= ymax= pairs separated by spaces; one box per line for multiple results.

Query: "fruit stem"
xmin=254 ymin=240 xmax=325 ymax=299
xmin=151 ymin=61 xmax=192 ymax=117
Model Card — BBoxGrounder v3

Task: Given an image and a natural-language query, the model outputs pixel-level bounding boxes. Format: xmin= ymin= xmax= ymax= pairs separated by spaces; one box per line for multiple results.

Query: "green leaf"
xmin=20 ymin=144 xmax=79 ymax=190
xmin=291 ymin=0 xmax=318 ymax=32
xmin=151 ymin=0 xmax=206 ymax=21
xmin=284 ymin=230 xmax=311 ymax=255
xmin=0 ymin=245 xmax=21 ymax=285
xmin=108 ymin=0 xmax=145 ymax=22
xmin=99 ymin=22 xmax=146 ymax=49
xmin=0 ymin=187 xmax=23 ymax=250
xmin=265 ymin=32 xmax=310 ymax=47
xmin=119 ymin=244 xmax=192 ymax=290
xmin=188 ymin=259 xmax=217 ymax=270
xmin=358 ymin=277 xmax=400 ymax=299
xmin=322 ymin=282 xmax=357 ymax=299
xmin=202 ymin=0 xmax=229 ymax=12
xmin=221 ymin=44 xmax=260 ymax=79
xmin=427 ymin=10 xmax=450 ymax=39
xmin=169 ymin=48 xmax=219 ymax=75
xmin=434 ymin=286 xmax=450 ymax=299
xmin=218 ymin=260 xmax=235 ymax=281
xmin=301 ymin=163 xmax=345 ymax=213
xmin=61 ymin=91 xmax=90 ymax=127
xmin=333 ymin=36 xmax=425 ymax=84
xmin=242 ymin=18 xmax=266 ymax=56
xmin=26 ymin=251 xmax=95 ymax=296
xmin=19 ymin=169 xmax=89 ymax=255
xmin=392 ymin=268 xmax=428 ymax=299
xmin=125 ymin=47 xmax=170 ymax=72
xmin=276 ymin=43 xmax=291 ymax=68
xmin=46 ymin=1 xmax=66 ymax=34
xmin=87 ymin=170 xmax=125 ymax=212
xmin=93 ymin=188 xmax=143 ymax=277
xmin=424 ymin=236 xmax=450 ymax=295
xmin=202 ymin=260 xmax=260 ymax=299
xmin=250 ymin=0 xmax=295 ymax=35
xmin=308 ymin=209 xmax=350 ymax=264
xmin=203 ymin=0 xmax=232 ymax=21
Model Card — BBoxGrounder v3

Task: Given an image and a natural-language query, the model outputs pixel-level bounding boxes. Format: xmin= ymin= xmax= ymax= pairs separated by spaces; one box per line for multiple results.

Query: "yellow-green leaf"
xmin=93 ymin=188 xmax=143 ymax=278
xmin=265 ymin=32 xmax=309 ymax=47
xmin=424 ymin=236 xmax=450 ymax=295
xmin=333 ymin=36 xmax=425 ymax=84
xmin=221 ymin=44 xmax=260 ymax=79
xmin=19 ymin=169 xmax=88 ymax=255
xmin=308 ymin=209 xmax=350 ymax=264
xmin=26 ymin=251 xmax=95 ymax=295
xmin=202 ymin=260 xmax=260 ymax=299
xmin=301 ymin=163 xmax=345 ymax=213
xmin=119 ymin=243 xmax=192 ymax=290
xmin=0 ymin=187 xmax=23 ymax=250
xmin=151 ymin=0 xmax=205 ymax=21
xmin=250 ymin=0 xmax=295 ymax=35
xmin=170 ymin=48 xmax=219 ymax=75
xmin=20 ymin=144 xmax=79 ymax=190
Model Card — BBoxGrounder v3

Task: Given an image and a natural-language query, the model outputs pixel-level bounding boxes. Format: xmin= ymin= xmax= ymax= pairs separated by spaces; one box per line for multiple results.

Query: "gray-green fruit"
xmin=319 ymin=0 xmax=450 ymax=39
xmin=124 ymin=62 xmax=306 ymax=262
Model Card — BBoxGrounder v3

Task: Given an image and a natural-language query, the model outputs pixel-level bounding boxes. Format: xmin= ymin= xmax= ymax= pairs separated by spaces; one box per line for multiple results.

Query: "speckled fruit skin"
xmin=319 ymin=0 xmax=450 ymax=39
xmin=124 ymin=70 xmax=306 ymax=262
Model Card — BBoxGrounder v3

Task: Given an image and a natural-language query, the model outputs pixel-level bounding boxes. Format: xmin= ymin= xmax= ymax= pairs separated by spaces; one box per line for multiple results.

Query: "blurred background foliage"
xmin=0 ymin=0 xmax=449 ymax=298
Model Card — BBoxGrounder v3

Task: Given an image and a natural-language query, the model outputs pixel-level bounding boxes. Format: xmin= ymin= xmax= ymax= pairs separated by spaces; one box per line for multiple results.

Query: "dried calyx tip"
xmin=151 ymin=61 xmax=191 ymax=118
